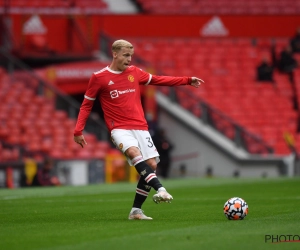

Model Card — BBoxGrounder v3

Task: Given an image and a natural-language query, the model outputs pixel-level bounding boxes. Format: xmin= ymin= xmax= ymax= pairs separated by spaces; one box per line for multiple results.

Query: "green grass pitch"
xmin=1 ymin=177 xmax=300 ymax=250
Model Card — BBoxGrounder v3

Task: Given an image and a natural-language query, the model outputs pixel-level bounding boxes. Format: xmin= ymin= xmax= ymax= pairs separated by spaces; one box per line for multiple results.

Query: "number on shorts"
xmin=146 ymin=137 xmax=153 ymax=148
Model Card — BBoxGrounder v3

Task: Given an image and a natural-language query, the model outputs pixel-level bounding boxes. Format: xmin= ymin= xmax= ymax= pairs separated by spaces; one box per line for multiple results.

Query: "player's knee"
xmin=146 ymin=158 xmax=157 ymax=171
xmin=125 ymin=146 xmax=141 ymax=159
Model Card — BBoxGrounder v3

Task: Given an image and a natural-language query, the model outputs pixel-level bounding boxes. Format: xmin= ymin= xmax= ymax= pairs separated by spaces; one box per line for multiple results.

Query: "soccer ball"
xmin=223 ymin=197 xmax=248 ymax=220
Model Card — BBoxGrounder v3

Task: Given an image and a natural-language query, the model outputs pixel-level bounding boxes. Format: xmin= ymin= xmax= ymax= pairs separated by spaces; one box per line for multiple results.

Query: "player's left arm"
xmin=136 ymin=67 xmax=204 ymax=87
xmin=150 ymin=75 xmax=204 ymax=88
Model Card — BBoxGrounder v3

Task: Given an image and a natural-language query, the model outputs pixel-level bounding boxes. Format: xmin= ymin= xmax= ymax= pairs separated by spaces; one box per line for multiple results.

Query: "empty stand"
xmin=0 ymin=69 xmax=111 ymax=162
xmin=130 ymin=37 xmax=298 ymax=155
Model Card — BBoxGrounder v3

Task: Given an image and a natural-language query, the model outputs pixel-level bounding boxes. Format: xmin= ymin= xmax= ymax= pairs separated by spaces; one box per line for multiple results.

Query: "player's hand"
xmin=190 ymin=77 xmax=204 ymax=88
xmin=74 ymin=135 xmax=87 ymax=148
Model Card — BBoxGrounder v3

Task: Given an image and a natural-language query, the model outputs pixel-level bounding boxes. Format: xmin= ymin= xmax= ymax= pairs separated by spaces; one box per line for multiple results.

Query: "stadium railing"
xmin=168 ymin=86 xmax=273 ymax=154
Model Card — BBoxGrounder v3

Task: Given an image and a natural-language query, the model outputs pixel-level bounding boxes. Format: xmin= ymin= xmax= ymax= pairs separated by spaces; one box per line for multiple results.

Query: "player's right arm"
xmin=74 ymin=73 xmax=100 ymax=148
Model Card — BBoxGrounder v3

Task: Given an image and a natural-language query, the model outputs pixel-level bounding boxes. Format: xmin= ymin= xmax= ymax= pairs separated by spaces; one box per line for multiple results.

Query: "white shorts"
xmin=111 ymin=129 xmax=160 ymax=166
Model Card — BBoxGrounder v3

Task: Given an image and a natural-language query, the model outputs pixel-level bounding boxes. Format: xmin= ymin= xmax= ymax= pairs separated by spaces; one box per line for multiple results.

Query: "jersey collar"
xmin=106 ymin=66 xmax=123 ymax=74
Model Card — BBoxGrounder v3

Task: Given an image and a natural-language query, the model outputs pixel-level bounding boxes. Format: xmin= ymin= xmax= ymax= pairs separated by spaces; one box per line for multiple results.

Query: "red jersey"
xmin=74 ymin=65 xmax=191 ymax=135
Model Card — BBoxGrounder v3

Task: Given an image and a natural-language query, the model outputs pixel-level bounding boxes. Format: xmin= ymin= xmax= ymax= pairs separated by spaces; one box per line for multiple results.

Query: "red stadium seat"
xmin=0 ymin=67 xmax=113 ymax=162
xmin=131 ymin=36 xmax=300 ymax=155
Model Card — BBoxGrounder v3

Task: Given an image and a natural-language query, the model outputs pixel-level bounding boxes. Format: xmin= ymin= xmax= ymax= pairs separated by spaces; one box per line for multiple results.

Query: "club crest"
xmin=128 ymin=75 xmax=134 ymax=82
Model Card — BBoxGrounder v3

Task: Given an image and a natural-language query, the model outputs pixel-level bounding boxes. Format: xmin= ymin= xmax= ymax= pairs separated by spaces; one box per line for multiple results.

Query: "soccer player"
xmin=74 ymin=39 xmax=204 ymax=220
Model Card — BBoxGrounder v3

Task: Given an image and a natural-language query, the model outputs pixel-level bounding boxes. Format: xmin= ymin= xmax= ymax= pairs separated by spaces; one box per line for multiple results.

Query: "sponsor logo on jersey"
xmin=128 ymin=75 xmax=134 ymax=82
xmin=108 ymin=80 xmax=114 ymax=85
xmin=110 ymin=90 xmax=119 ymax=99
xmin=110 ymin=89 xmax=136 ymax=99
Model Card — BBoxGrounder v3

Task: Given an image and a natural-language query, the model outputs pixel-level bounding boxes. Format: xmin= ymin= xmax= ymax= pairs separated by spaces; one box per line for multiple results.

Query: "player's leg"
xmin=128 ymin=131 xmax=173 ymax=204
xmin=130 ymin=158 xmax=156 ymax=217
xmin=126 ymin=147 xmax=159 ymax=220
xmin=126 ymin=146 xmax=164 ymax=191
xmin=128 ymin=149 xmax=172 ymax=220
xmin=111 ymin=129 xmax=165 ymax=192
xmin=131 ymin=157 xmax=172 ymax=208
xmin=110 ymin=130 xmax=152 ymax=219
xmin=129 ymin=177 xmax=152 ymax=220
xmin=111 ymin=129 xmax=172 ymax=220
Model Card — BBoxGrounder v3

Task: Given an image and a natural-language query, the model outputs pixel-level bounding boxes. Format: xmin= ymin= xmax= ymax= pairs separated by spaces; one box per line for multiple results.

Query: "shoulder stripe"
xmin=94 ymin=67 xmax=108 ymax=75
xmin=84 ymin=95 xmax=96 ymax=101
xmin=145 ymin=74 xmax=152 ymax=85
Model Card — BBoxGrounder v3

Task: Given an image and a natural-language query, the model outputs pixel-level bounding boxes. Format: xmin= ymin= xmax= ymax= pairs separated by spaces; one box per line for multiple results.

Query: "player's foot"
xmin=128 ymin=209 xmax=153 ymax=220
xmin=153 ymin=188 xmax=173 ymax=204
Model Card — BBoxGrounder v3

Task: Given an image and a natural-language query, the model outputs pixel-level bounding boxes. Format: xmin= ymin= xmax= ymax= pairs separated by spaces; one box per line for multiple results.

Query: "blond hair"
xmin=111 ymin=39 xmax=133 ymax=52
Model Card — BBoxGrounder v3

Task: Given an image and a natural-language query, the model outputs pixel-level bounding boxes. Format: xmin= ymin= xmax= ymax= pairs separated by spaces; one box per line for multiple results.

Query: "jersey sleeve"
xmin=136 ymin=66 xmax=192 ymax=86
xmin=74 ymin=74 xmax=100 ymax=136
xmin=84 ymin=73 xmax=100 ymax=101
xmin=136 ymin=67 xmax=152 ymax=85
xmin=150 ymin=75 xmax=192 ymax=86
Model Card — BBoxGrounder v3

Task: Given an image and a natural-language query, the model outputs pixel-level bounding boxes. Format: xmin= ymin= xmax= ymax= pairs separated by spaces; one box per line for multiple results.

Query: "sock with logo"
xmin=132 ymin=156 xmax=163 ymax=191
xmin=132 ymin=178 xmax=152 ymax=209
